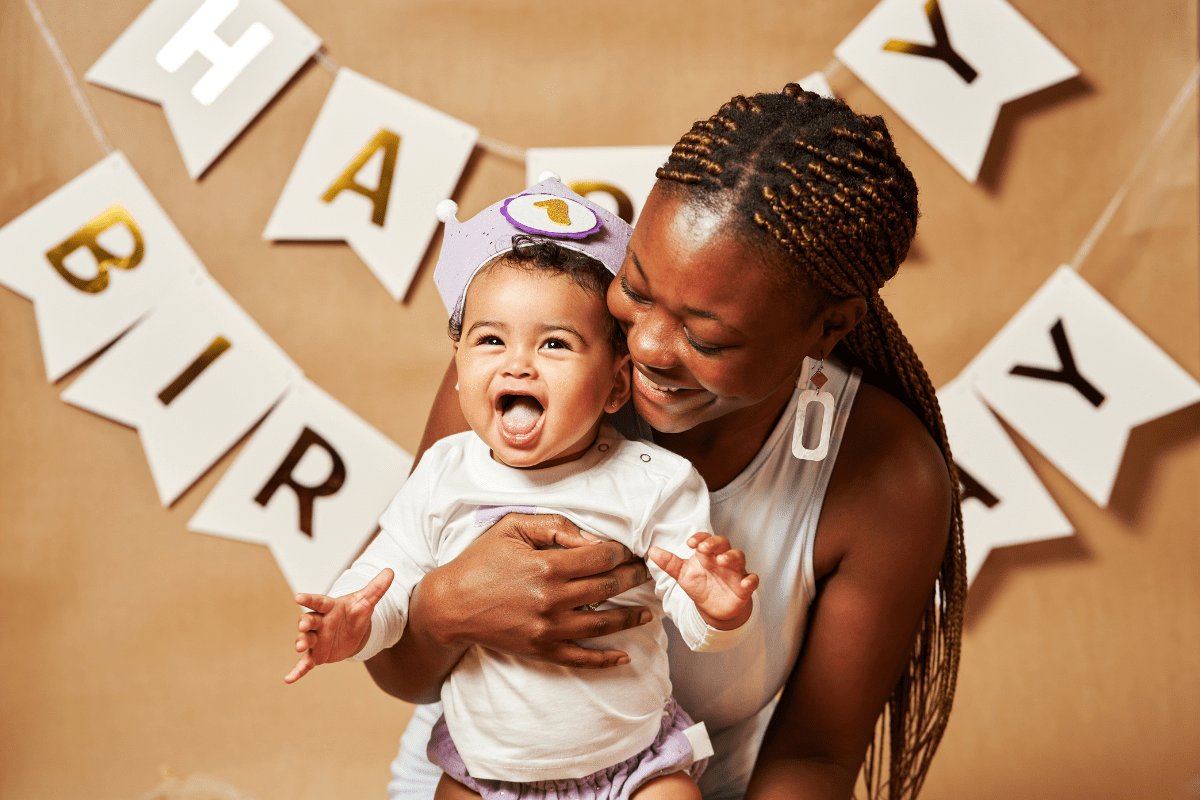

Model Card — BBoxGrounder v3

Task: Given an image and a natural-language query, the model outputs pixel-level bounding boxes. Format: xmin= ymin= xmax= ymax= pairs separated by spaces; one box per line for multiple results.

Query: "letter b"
xmin=44 ymin=204 xmax=145 ymax=294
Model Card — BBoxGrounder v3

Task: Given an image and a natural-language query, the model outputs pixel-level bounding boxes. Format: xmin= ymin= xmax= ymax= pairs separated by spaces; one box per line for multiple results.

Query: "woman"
xmin=365 ymin=85 xmax=965 ymax=800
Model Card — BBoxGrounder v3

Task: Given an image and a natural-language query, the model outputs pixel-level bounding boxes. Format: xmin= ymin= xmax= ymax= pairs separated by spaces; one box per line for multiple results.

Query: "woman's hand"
xmin=420 ymin=512 xmax=655 ymax=667
xmin=365 ymin=511 xmax=655 ymax=704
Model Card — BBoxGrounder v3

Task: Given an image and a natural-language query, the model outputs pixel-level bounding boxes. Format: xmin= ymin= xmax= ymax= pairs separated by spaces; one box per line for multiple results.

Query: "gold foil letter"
xmin=568 ymin=181 xmax=634 ymax=224
xmin=321 ymin=128 xmax=401 ymax=227
xmin=157 ymin=336 xmax=232 ymax=405
xmin=254 ymin=427 xmax=347 ymax=537
xmin=44 ymin=204 xmax=145 ymax=294
xmin=533 ymin=199 xmax=571 ymax=226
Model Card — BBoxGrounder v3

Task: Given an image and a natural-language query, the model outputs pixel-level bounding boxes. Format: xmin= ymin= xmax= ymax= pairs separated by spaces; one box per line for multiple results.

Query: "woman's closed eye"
xmin=684 ymin=329 xmax=728 ymax=356
xmin=620 ymin=276 xmax=649 ymax=305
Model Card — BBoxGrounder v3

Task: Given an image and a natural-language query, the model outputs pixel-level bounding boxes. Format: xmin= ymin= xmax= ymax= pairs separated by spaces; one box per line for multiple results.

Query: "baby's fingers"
xmin=295 ymin=592 xmax=334 ymax=614
xmin=715 ymin=547 xmax=746 ymax=573
xmin=738 ymin=572 xmax=760 ymax=597
xmin=648 ymin=546 xmax=684 ymax=581
xmin=284 ymin=652 xmax=315 ymax=684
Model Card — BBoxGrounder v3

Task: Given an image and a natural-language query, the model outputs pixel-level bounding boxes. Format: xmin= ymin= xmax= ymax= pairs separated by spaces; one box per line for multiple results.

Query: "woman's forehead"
xmin=629 ymin=190 xmax=803 ymax=330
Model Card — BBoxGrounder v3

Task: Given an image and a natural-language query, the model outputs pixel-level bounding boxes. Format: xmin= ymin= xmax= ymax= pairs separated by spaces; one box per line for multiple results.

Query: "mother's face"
xmin=608 ymin=186 xmax=830 ymax=435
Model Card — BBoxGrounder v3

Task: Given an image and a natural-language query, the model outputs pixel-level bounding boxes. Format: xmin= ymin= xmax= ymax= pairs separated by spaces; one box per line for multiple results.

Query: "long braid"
xmin=659 ymin=84 xmax=966 ymax=800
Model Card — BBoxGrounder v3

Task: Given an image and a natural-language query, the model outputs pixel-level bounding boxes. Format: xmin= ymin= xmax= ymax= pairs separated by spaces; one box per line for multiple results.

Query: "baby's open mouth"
xmin=499 ymin=394 xmax=544 ymax=437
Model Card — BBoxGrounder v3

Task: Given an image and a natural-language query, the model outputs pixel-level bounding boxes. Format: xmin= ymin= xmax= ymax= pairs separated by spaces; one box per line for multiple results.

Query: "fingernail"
xmin=638 ymin=610 xmax=651 ymax=625
xmin=617 ymin=656 xmax=631 ymax=666
xmin=579 ymin=529 xmax=601 ymax=542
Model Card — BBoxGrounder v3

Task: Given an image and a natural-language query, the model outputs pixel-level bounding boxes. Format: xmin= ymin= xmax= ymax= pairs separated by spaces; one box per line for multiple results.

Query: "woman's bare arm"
xmin=364 ymin=359 xmax=654 ymax=704
xmin=746 ymin=384 xmax=953 ymax=799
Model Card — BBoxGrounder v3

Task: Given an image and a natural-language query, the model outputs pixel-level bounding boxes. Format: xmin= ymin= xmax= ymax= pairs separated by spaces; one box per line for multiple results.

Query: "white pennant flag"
xmin=525 ymin=146 xmax=672 ymax=225
xmin=86 ymin=0 xmax=320 ymax=179
xmin=939 ymin=378 xmax=1072 ymax=584
xmin=964 ymin=266 xmax=1200 ymax=507
xmin=797 ymin=71 xmax=835 ymax=100
xmin=264 ymin=67 xmax=479 ymax=300
xmin=834 ymin=0 xmax=1078 ymax=181
xmin=0 ymin=152 xmax=202 ymax=381
xmin=61 ymin=272 xmax=301 ymax=506
xmin=189 ymin=379 xmax=412 ymax=594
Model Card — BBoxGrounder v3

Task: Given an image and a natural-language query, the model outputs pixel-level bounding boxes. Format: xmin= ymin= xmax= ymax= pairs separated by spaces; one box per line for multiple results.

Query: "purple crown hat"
xmin=433 ymin=172 xmax=633 ymax=323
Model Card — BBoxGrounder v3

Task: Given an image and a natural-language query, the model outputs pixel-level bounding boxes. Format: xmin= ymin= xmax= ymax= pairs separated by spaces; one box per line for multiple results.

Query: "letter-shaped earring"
xmin=792 ymin=358 xmax=836 ymax=461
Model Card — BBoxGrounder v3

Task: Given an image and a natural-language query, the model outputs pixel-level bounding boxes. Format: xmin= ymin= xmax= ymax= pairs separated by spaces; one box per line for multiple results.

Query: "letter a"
xmin=883 ymin=0 xmax=978 ymax=83
xmin=321 ymin=129 xmax=401 ymax=227
xmin=44 ymin=203 xmax=145 ymax=294
xmin=255 ymin=427 xmax=347 ymax=537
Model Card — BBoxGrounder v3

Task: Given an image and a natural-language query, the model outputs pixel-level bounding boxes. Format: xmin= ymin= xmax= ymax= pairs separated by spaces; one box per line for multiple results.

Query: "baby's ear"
xmin=607 ymin=353 xmax=633 ymax=412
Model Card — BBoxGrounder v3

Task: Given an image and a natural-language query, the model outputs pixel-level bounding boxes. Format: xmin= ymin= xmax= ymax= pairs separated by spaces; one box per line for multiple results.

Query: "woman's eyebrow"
xmin=631 ymin=247 xmax=738 ymax=332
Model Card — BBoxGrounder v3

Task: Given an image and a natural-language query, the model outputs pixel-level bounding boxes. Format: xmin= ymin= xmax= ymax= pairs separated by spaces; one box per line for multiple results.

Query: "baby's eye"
xmin=475 ymin=335 xmax=503 ymax=346
xmin=541 ymin=338 xmax=570 ymax=350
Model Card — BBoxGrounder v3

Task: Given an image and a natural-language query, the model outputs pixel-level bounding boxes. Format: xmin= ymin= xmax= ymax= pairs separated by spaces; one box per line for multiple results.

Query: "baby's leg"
xmin=434 ymin=773 xmax=482 ymax=800
xmin=630 ymin=771 xmax=701 ymax=800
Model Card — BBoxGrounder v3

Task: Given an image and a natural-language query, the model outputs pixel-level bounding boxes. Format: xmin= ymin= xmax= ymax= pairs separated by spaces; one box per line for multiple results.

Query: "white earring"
xmin=791 ymin=357 xmax=835 ymax=461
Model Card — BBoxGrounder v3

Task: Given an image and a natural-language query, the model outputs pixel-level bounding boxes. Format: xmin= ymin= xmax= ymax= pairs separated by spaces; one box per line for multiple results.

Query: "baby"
xmin=285 ymin=176 xmax=759 ymax=800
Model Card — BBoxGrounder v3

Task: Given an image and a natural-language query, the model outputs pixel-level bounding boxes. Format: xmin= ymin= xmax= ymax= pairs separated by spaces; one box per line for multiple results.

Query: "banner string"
xmin=23 ymin=0 xmax=114 ymax=156
xmin=315 ymin=48 xmax=529 ymax=163
xmin=1068 ymin=62 xmax=1199 ymax=272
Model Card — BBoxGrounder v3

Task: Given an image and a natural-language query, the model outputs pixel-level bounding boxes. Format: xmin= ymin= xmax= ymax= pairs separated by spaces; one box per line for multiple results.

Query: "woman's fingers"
xmin=550 ymin=539 xmax=641 ymax=581
xmin=545 ymin=639 xmax=632 ymax=670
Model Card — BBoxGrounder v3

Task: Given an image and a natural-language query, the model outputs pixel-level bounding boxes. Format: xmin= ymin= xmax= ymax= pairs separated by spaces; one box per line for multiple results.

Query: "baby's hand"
xmin=649 ymin=534 xmax=758 ymax=631
xmin=284 ymin=568 xmax=394 ymax=684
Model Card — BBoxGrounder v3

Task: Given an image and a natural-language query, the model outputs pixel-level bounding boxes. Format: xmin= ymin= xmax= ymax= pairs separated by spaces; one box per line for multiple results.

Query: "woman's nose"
xmin=625 ymin=311 xmax=677 ymax=371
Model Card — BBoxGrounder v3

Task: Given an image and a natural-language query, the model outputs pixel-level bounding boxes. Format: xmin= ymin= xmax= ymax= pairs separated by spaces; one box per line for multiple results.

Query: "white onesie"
xmin=330 ymin=422 xmax=755 ymax=783
xmin=387 ymin=356 xmax=863 ymax=799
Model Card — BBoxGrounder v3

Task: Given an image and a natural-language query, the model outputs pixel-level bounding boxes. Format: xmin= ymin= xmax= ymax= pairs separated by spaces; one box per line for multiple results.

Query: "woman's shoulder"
xmin=816 ymin=380 xmax=952 ymax=578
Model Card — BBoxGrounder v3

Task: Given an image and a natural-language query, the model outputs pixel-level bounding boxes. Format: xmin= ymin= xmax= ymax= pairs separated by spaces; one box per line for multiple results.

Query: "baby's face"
xmin=454 ymin=265 xmax=631 ymax=469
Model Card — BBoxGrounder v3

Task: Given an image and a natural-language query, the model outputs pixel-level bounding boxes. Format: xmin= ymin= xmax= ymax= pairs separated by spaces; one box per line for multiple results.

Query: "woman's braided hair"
xmin=658 ymin=84 xmax=966 ymax=799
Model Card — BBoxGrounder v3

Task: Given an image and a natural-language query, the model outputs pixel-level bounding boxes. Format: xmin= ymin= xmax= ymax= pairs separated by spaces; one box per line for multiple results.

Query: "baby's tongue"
xmin=500 ymin=396 xmax=542 ymax=436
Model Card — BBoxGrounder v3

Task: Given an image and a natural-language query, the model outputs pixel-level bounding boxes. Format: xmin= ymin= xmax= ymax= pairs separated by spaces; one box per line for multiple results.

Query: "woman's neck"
xmin=655 ymin=379 xmax=796 ymax=490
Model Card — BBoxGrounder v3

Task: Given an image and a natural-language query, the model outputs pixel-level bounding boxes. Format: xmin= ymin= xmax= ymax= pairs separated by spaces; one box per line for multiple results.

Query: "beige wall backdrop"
xmin=2 ymin=1 xmax=1198 ymax=798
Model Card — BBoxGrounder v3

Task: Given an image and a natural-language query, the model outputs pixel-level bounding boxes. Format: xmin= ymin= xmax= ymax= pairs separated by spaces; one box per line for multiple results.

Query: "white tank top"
xmin=389 ymin=357 xmax=862 ymax=800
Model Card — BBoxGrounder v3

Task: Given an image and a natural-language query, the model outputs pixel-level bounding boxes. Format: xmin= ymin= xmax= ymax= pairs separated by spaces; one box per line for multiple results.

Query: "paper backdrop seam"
xmin=23 ymin=0 xmax=114 ymax=155
xmin=1068 ymin=63 xmax=1199 ymax=272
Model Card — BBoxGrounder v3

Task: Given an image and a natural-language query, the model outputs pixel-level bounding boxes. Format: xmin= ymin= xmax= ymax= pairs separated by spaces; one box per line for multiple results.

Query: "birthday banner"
xmin=86 ymin=0 xmax=321 ymax=178
xmin=0 ymin=152 xmax=201 ymax=381
xmin=1 ymin=0 xmax=1193 ymax=593
xmin=190 ymin=378 xmax=412 ymax=594
xmin=264 ymin=67 xmax=479 ymax=300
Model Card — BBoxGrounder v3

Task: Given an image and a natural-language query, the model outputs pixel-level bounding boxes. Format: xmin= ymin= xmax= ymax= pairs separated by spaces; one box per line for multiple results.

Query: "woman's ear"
xmin=607 ymin=353 xmax=633 ymax=412
xmin=809 ymin=296 xmax=867 ymax=359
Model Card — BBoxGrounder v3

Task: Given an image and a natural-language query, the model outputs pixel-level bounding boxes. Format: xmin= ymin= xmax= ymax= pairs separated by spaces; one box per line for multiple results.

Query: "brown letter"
xmin=883 ymin=0 xmax=978 ymax=84
xmin=255 ymin=427 xmax=347 ymax=537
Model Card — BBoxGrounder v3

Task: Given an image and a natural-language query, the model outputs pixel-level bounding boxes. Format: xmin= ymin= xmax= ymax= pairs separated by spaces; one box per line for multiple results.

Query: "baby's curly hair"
xmin=449 ymin=234 xmax=627 ymax=354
